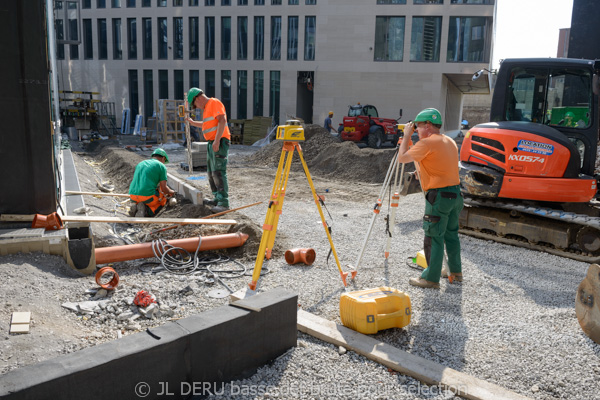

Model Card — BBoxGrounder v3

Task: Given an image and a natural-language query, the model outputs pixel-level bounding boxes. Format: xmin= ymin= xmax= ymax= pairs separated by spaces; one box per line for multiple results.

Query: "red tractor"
xmin=338 ymin=104 xmax=403 ymax=149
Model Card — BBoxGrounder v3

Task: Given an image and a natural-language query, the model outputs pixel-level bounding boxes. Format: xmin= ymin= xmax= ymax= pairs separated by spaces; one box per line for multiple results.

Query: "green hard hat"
xmin=414 ymin=108 xmax=442 ymax=127
xmin=152 ymin=148 xmax=169 ymax=163
xmin=565 ymin=111 xmax=575 ymax=118
xmin=187 ymin=87 xmax=204 ymax=108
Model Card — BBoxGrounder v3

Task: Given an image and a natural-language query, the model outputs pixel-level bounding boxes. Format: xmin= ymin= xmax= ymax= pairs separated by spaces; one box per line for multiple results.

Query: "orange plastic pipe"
xmin=95 ymin=232 xmax=249 ymax=264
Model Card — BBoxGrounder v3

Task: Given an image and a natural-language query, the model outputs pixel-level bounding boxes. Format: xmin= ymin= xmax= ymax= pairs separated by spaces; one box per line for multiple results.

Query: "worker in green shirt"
xmin=128 ymin=148 xmax=175 ymax=217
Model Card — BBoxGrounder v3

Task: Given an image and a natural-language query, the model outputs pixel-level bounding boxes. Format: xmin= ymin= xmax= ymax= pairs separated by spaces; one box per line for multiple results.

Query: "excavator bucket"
xmin=576 ymin=263 xmax=600 ymax=344
xmin=399 ymin=171 xmax=422 ymax=196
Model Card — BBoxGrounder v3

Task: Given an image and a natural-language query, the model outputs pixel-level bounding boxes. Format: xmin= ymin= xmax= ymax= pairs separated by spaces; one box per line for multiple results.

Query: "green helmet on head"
xmin=414 ymin=108 xmax=442 ymax=127
xmin=152 ymin=148 xmax=169 ymax=163
xmin=565 ymin=111 xmax=575 ymax=118
xmin=187 ymin=87 xmax=204 ymax=108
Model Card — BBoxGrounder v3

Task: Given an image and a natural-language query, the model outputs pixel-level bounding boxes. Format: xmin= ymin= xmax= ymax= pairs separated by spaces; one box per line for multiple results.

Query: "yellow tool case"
xmin=340 ymin=287 xmax=411 ymax=334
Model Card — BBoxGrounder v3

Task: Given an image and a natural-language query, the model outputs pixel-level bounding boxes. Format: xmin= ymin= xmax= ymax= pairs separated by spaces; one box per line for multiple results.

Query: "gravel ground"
xmin=1 ymin=129 xmax=599 ymax=399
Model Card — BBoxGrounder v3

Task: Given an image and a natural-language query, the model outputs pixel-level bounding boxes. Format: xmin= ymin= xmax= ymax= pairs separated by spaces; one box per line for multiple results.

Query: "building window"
xmin=447 ymin=16 xmax=490 ymax=62
xmin=158 ymin=0 xmax=167 ymax=6
xmin=70 ymin=44 xmax=79 ymax=60
xmin=374 ymin=16 xmax=405 ymax=61
xmin=82 ymin=0 xmax=91 ymax=8
xmin=127 ymin=18 xmax=137 ymax=59
xmin=270 ymin=16 xmax=281 ymax=60
xmin=205 ymin=70 xmax=215 ymax=97
xmin=272 ymin=0 xmax=281 ymax=4
xmin=189 ymin=0 xmax=199 ymax=5
xmin=190 ymin=70 xmax=200 ymax=88
xmin=159 ymin=70 xmax=169 ymax=99
xmin=97 ymin=0 xmax=106 ymax=7
xmin=205 ymin=0 xmax=214 ymax=5
xmin=67 ymin=1 xmax=79 ymax=49
xmin=113 ymin=18 xmax=122 ymax=59
xmin=221 ymin=17 xmax=231 ymax=60
xmin=414 ymin=0 xmax=442 ymax=3
xmin=129 ymin=70 xmax=139 ymax=124
xmin=127 ymin=0 xmax=136 ymax=6
xmin=450 ymin=0 xmax=495 ymax=4
xmin=205 ymin=17 xmax=215 ymax=59
xmin=221 ymin=70 xmax=231 ymax=116
xmin=98 ymin=19 xmax=107 ymax=59
xmin=269 ymin=71 xmax=280 ymax=124
xmin=56 ymin=19 xmax=65 ymax=59
xmin=158 ymin=17 xmax=168 ymax=59
xmin=239 ymin=0 xmax=248 ymax=4
xmin=287 ymin=16 xmax=298 ymax=60
xmin=410 ymin=16 xmax=441 ymax=62
xmin=142 ymin=0 xmax=150 ymax=6
xmin=222 ymin=0 xmax=230 ymax=4
xmin=254 ymin=16 xmax=264 ymax=60
xmin=255 ymin=0 xmax=264 ymax=4
xmin=173 ymin=17 xmax=183 ymax=59
xmin=289 ymin=0 xmax=298 ymax=4
xmin=238 ymin=17 xmax=248 ymax=60
xmin=376 ymin=0 xmax=405 ymax=3
xmin=237 ymin=70 xmax=247 ymax=119
xmin=83 ymin=19 xmax=93 ymax=59
xmin=189 ymin=17 xmax=199 ymax=59
xmin=143 ymin=69 xmax=153 ymax=121
xmin=111 ymin=0 xmax=121 ymax=7
xmin=304 ymin=16 xmax=315 ymax=60
xmin=253 ymin=70 xmax=263 ymax=116
xmin=305 ymin=0 xmax=316 ymax=4
xmin=174 ymin=70 xmax=184 ymax=100
xmin=174 ymin=0 xmax=183 ymax=5
xmin=142 ymin=18 xmax=152 ymax=59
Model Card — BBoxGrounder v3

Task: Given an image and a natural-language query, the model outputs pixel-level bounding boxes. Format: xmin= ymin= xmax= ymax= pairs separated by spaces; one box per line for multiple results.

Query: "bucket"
xmin=285 ymin=248 xmax=316 ymax=265
xmin=31 ymin=212 xmax=63 ymax=231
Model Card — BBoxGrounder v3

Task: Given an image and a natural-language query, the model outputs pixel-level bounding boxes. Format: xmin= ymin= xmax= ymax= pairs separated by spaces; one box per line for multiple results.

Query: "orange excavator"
xmin=459 ymin=58 xmax=600 ymax=263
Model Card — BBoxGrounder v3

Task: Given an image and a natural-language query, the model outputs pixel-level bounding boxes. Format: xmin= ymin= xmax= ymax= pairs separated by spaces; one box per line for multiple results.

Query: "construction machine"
xmin=338 ymin=104 xmax=403 ymax=149
xmin=459 ymin=58 xmax=600 ymax=262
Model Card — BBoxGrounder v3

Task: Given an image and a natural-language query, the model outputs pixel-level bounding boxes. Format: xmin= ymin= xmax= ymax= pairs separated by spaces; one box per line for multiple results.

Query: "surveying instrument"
xmin=248 ymin=121 xmax=357 ymax=291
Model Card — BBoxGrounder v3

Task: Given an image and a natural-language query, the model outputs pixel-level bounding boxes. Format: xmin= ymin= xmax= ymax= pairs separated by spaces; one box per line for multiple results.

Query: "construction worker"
xmin=186 ymin=87 xmax=230 ymax=213
xmin=324 ymin=111 xmax=335 ymax=134
xmin=397 ymin=108 xmax=463 ymax=289
xmin=128 ymin=148 xmax=175 ymax=217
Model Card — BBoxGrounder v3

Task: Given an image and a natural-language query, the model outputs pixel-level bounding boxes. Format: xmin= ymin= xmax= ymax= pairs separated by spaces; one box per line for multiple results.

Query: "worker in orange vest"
xmin=186 ymin=88 xmax=231 ymax=213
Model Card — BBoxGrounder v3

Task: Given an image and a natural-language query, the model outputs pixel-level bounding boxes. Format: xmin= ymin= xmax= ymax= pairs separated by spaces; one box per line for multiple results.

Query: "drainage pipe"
xmin=95 ymin=232 xmax=249 ymax=264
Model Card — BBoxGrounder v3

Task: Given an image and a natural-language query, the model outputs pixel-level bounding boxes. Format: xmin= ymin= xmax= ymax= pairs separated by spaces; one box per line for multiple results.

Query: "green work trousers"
xmin=207 ymin=138 xmax=229 ymax=207
xmin=421 ymin=185 xmax=463 ymax=283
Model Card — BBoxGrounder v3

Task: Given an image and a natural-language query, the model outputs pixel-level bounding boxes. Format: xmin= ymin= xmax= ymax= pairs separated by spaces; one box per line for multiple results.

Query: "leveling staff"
xmin=186 ymin=87 xmax=230 ymax=213
xmin=397 ymin=108 xmax=463 ymax=289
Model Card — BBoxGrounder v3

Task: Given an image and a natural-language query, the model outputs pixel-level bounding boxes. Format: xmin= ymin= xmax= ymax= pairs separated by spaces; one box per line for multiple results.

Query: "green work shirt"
xmin=129 ymin=159 xmax=167 ymax=196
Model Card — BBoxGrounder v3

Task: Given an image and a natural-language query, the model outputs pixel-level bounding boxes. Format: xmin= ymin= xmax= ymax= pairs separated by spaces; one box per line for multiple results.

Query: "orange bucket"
xmin=285 ymin=248 xmax=316 ymax=266
xmin=31 ymin=212 xmax=63 ymax=231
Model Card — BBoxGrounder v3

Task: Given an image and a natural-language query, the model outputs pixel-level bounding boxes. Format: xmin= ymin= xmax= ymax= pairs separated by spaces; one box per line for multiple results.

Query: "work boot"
xmin=135 ymin=203 xmax=147 ymax=217
xmin=127 ymin=204 xmax=137 ymax=217
xmin=203 ymin=198 xmax=218 ymax=206
xmin=441 ymin=267 xmax=463 ymax=282
xmin=409 ymin=277 xmax=440 ymax=289
xmin=210 ymin=205 xmax=230 ymax=214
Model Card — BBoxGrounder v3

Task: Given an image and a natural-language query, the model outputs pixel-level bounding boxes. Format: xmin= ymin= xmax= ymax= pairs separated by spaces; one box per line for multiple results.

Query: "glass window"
xmin=450 ymin=0 xmax=494 ymax=4
xmin=287 ymin=16 xmax=298 ymax=60
xmin=142 ymin=18 xmax=152 ymax=59
xmin=374 ymin=16 xmax=405 ymax=61
xmin=254 ymin=16 xmax=264 ymax=60
xmin=410 ymin=16 xmax=441 ymax=62
xmin=128 ymin=70 xmax=139 ymax=124
xmin=158 ymin=0 xmax=167 ymax=6
xmin=98 ymin=19 xmax=107 ymax=59
xmin=173 ymin=17 xmax=183 ymax=59
xmin=111 ymin=0 xmax=120 ymax=7
xmin=70 ymin=44 xmax=79 ymax=60
xmin=305 ymin=0 xmax=316 ymax=3
xmin=376 ymin=0 xmax=405 ymax=3
xmin=82 ymin=0 xmax=91 ymax=8
xmin=222 ymin=0 xmax=230 ymax=4
xmin=304 ymin=16 xmax=315 ymax=60
xmin=414 ymin=0 xmax=441 ymax=3
xmin=239 ymin=0 xmax=248 ymax=4
xmin=205 ymin=0 xmax=214 ymax=4
xmin=67 ymin=1 xmax=79 ymax=45
xmin=272 ymin=0 xmax=281 ymax=4
xmin=112 ymin=19 xmax=122 ymax=59
xmin=190 ymin=70 xmax=200 ymax=88
xmin=237 ymin=70 xmax=247 ymax=119
xmin=253 ymin=71 xmax=264 ymax=116
xmin=189 ymin=0 xmax=199 ymax=5
xmin=289 ymin=0 xmax=298 ymax=4
xmin=97 ymin=0 xmax=106 ymax=7
xmin=127 ymin=0 xmax=136 ymax=6
xmin=174 ymin=0 xmax=183 ymax=4
xmin=159 ymin=70 xmax=169 ymax=99
xmin=255 ymin=0 xmax=264 ymax=4
xmin=142 ymin=0 xmax=150 ymax=6
xmin=127 ymin=18 xmax=137 ymax=59
xmin=221 ymin=70 xmax=231 ymax=116
xmin=271 ymin=16 xmax=281 ymax=60
xmin=238 ymin=17 xmax=248 ymax=60
xmin=143 ymin=70 xmax=153 ymax=121
xmin=189 ymin=17 xmax=199 ymax=59
xmin=221 ymin=17 xmax=231 ymax=60
xmin=174 ymin=70 xmax=184 ymax=100
xmin=83 ymin=19 xmax=93 ymax=59
xmin=205 ymin=17 xmax=215 ymax=59
xmin=56 ymin=18 xmax=65 ymax=59
xmin=446 ymin=16 xmax=491 ymax=62
xmin=158 ymin=17 xmax=168 ymax=59
xmin=205 ymin=70 xmax=216 ymax=97
xmin=269 ymin=71 xmax=280 ymax=124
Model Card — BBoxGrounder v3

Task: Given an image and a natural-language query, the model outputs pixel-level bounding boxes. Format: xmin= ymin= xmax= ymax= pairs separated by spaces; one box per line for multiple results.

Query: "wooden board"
xmin=66 ymin=190 xmax=130 ymax=197
xmin=297 ymin=310 xmax=531 ymax=400
xmin=1 ymin=214 xmax=236 ymax=226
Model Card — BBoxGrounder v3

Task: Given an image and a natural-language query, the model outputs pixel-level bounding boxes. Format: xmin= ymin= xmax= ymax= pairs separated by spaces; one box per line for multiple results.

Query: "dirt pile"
xmin=244 ymin=124 xmax=414 ymax=183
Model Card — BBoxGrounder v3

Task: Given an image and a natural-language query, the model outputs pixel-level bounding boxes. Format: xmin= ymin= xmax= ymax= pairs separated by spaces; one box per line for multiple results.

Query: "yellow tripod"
xmin=249 ymin=121 xmax=357 ymax=291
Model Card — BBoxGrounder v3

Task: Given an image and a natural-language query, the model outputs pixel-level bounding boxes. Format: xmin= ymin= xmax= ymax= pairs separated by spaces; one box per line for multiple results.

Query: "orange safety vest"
xmin=202 ymin=98 xmax=231 ymax=141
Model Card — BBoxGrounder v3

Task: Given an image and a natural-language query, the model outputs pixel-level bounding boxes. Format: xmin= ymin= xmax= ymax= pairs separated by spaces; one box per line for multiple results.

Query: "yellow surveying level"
xmin=249 ymin=121 xmax=357 ymax=291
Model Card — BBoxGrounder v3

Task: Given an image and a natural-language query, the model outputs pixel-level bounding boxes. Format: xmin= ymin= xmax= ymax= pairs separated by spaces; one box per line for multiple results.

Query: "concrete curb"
xmin=167 ymin=172 xmax=204 ymax=205
xmin=0 ymin=288 xmax=297 ymax=400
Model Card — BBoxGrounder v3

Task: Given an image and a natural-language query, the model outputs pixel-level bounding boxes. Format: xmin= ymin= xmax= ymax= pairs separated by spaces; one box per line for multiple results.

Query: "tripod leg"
xmin=249 ymin=146 xmax=293 ymax=291
xmin=384 ymin=162 xmax=404 ymax=258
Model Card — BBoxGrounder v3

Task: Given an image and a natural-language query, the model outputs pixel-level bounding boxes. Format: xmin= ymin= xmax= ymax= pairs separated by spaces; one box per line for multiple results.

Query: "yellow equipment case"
xmin=340 ymin=287 xmax=411 ymax=334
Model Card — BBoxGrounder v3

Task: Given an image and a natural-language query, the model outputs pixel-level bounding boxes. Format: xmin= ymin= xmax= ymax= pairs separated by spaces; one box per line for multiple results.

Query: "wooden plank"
xmin=66 ymin=190 xmax=130 ymax=197
xmin=297 ymin=310 xmax=531 ymax=400
xmin=1 ymin=214 xmax=236 ymax=226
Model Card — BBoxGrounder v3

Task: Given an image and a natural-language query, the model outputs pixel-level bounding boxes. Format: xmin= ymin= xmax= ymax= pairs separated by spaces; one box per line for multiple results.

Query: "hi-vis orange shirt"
xmin=406 ymin=134 xmax=460 ymax=191
xmin=202 ymin=98 xmax=231 ymax=141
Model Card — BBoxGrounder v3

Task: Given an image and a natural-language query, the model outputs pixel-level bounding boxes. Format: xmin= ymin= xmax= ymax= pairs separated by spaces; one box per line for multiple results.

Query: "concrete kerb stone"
xmin=167 ymin=173 xmax=203 ymax=205
xmin=0 ymin=288 xmax=298 ymax=400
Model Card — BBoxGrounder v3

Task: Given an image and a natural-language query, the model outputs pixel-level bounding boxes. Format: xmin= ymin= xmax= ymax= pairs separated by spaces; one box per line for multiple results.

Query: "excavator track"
xmin=459 ymin=197 xmax=600 ymax=264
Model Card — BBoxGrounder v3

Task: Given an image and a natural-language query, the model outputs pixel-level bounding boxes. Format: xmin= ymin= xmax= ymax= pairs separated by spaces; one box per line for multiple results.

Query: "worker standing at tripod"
xmin=397 ymin=108 xmax=463 ymax=289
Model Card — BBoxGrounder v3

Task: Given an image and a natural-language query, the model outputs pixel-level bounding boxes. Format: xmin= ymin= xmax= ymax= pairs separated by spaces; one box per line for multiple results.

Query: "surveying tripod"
xmin=248 ymin=121 xmax=357 ymax=291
